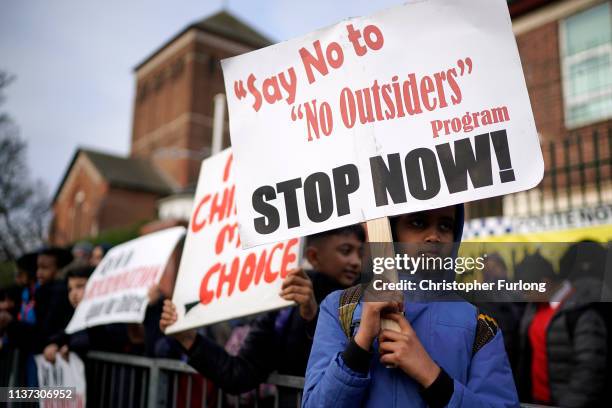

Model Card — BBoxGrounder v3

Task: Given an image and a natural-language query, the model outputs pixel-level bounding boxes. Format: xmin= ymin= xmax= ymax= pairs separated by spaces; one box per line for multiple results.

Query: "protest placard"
xmin=221 ymin=0 xmax=544 ymax=248
xmin=65 ymin=226 xmax=186 ymax=334
xmin=166 ymin=148 xmax=301 ymax=334
xmin=35 ymin=353 xmax=86 ymax=408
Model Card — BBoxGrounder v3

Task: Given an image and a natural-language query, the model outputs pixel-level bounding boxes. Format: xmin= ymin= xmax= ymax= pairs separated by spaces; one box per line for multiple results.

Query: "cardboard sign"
xmin=65 ymin=226 xmax=186 ymax=334
xmin=34 ymin=353 xmax=86 ymax=407
xmin=166 ymin=148 xmax=301 ymax=334
xmin=221 ymin=0 xmax=544 ymax=248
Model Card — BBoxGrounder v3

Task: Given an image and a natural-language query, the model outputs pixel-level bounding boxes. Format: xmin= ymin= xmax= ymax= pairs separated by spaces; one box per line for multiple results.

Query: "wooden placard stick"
xmin=365 ymin=217 xmax=401 ymax=333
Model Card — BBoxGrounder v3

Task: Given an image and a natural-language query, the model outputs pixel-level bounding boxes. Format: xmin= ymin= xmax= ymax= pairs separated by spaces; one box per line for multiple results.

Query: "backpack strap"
xmin=339 ymin=295 xmax=500 ymax=355
xmin=338 ymin=284 xmax=365 ymax=339
xmin=472 ymin=312 xmax=499 ymax=356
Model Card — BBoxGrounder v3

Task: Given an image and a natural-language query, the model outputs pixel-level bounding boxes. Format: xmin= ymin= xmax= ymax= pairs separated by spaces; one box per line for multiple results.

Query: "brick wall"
xmin=97 ymin=187 xmax=162 ymax=232
xmin=515 ymin=9 xmax=612 ymax=188
xmin=131 ymin=30 xmax=241 ymax=188
xmin=516 ymin=21 xmax=566 ymax=143
xmin=131 ymin=34 xmax=195 ymax=188
xmin=467 ymin=2 xmax=612 ymax=218
xmin=50 ymin=154 xmax=166 ymax=245
xmin=50 ymin=155 xmax=108 ymax=246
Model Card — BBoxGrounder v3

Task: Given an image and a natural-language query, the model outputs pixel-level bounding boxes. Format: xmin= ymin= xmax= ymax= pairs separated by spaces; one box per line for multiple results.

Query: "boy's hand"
xmin=160 ymin=299 xmax=197 ymax=350
xmin=354 ymin=300 xmax=403 ymax=350
xmin=378 ymin=312 xmax=440 ymax=387
xmin=280 ymin=268 xmax=318 ymax=322
xmin=43 ymin=343 xmax=59 ymax=363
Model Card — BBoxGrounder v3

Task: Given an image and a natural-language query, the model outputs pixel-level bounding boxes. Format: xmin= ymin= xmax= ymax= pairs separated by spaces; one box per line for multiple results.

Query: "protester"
xmin=0 ymin=289 xmax=18 ymax=351
xmin=72 ymin=241 xmax=93 ymax=264
xmin=302 ymin=205 xmax=519 ymax=407
xmin=559 ymin=241 xmax=608 ymax=283
xmin=13 ymin=252 xmax=38 ymax=323
xmin=43 ymin=265 xmax=94 ymax=362
xmin=517 ymin=251 xmax=609 ymax=407
xmin=1 ymin=247 xmax=74 ymax=352
xmin=0 ymin=288 xmax=19 ymax=321
xmin=159 ymin=224 xmax=365 ymax=400
xmin=15 ymin=251 xmax=37 ymax=294
xmin=56 ymin=241 xmax=93 ymax=280
xmin=90 ymin=243 xmax=111 ymax=267
xmin=42 ymin=265 xmax=142 ymax=362
xmin=0 ymin=248 xmax=73 ymax=385
xmin=33 ymin=247 xmax=75 ymax=348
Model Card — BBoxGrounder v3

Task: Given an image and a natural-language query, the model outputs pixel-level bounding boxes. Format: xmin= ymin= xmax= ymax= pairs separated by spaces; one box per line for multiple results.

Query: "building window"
xmin=561 ymin=1 xmax=612 ymax=128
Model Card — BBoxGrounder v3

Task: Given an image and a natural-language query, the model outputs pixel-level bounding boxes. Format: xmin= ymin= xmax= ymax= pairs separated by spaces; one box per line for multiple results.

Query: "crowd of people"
xmin=0 ymin=205 xmax=610 ymax=407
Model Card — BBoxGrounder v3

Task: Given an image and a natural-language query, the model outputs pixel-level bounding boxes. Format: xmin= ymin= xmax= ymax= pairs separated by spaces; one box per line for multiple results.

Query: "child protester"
xmin=303 ymin=205 xmax=519 ymax=408
xmin=43 ymin=265 xmax=94 ymax=362
xmin=159 ymin=224 xmax=365 ymax=398
xmin=43 ymin=265 xmax=134 ymax=362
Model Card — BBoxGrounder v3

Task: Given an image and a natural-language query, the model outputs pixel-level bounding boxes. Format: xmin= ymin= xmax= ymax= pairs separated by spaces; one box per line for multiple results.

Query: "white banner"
xmin=65 ymin=226 xmax=186 ymax=334
xmin=35 ymin=353 xmax=86 ymax=408
xmin=222 ymin=0 xmax=543 ymax=248
xmin=166 ymin=149 xmax=301 ymax=334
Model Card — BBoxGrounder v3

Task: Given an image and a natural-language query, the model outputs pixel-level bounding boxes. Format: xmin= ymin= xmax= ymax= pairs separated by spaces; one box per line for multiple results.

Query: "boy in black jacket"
xmin=159 ymin=224 xmax=365 ymax=396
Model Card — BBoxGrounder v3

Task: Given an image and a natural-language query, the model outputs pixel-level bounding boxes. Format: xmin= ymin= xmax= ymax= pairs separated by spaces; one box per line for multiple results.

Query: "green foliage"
xmin=83 ymin=219 xmax=151 ymax=247
xmin=0 ymin=261 xmax=16 ymax=289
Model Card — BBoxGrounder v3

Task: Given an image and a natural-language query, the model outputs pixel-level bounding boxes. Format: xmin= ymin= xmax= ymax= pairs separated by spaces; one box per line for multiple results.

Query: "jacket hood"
xmin=561 ymin=278 xmax=612 ymax=311
xmin=390 ymin=204 xmax=466 ymax=300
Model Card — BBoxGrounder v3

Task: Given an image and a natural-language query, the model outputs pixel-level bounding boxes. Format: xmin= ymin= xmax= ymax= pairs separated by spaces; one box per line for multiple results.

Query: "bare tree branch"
xmin=0 ymin=71 xmax=50 ymax=261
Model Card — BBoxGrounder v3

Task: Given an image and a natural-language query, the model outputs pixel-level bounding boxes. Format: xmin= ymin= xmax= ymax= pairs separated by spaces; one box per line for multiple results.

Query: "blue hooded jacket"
xmin=302 ymin=205 xmax=519 ymax=407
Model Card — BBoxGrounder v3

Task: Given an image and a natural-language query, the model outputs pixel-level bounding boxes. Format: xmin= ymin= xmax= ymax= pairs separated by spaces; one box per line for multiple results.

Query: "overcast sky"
xmin=1 ymin=0 xmax=402 ymax=196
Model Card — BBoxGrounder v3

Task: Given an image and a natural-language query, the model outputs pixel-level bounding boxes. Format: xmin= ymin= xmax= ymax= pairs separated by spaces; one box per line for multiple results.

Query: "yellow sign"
xmin=464 ymin=224 xmax=612 ymax=243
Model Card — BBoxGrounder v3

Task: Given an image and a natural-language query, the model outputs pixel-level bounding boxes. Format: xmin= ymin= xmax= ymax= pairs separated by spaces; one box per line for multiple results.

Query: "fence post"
xmin=148 ymin=361 xmax=160 ymax=408
xmin=549 ymin=140 xmax=558 ymax=213
xmin=592 ymin=131 xmax=602 ymax=205
xmin=8 ymin=349 xmax=20 ymax=388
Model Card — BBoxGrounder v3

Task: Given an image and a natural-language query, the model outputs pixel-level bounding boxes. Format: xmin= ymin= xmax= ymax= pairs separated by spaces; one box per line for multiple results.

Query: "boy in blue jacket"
xmin=303 ymin=205 xmax=519 ymax=408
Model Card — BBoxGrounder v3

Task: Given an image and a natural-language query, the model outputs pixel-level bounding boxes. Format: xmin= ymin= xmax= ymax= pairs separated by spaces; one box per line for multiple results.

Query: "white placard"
xmin=65 ymin=226 xmax=186 ymax=334
xmin=222 ymin=0 xmax=543 ymax=248
xmin=166 ymin=148 xmax=301 ymax=334
xmin=35 ymin=352 xmax=86 ymax=407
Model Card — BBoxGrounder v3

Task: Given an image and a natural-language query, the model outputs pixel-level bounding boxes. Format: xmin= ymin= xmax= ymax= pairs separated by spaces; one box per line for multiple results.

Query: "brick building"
xmin=49 ymin=11 xmax=270 ymax=245
xmin=51 ymin=3 xmax=612 ymax=244
xmin=131 ymin=11 xmax=270 ymax=189
xmin=468 ymin=0 xmax=612 ymax=219
xmin=49 ymin=149 xmax=172 ymax=246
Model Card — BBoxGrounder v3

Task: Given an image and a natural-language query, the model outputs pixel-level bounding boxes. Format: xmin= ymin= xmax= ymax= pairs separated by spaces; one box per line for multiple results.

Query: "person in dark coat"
xmin=2 ymin=247 xmax=74 ymax=353
xmin=517 ymin=252 xmax=608 ymax=407
xmin=159 ymin=224 xmax=365 ymax=399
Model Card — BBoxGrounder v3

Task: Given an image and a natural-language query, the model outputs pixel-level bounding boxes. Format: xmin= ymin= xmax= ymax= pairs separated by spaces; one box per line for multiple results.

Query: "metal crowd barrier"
xmin=1 ymin=348 xmax=556 ymax=408
xmin=0 ymin=348 xmax=21 ymax=388
xmin=0 ymin=349 xmax=32 ymax=408
xmin=86 ymin=351 xmax=304 ymax=408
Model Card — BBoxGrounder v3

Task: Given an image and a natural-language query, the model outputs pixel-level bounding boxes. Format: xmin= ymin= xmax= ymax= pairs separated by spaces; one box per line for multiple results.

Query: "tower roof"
xmin=194 ymin=11 xmax=272 ymax=49
xmin=134 ymin=10 xmax=272 ymax=72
